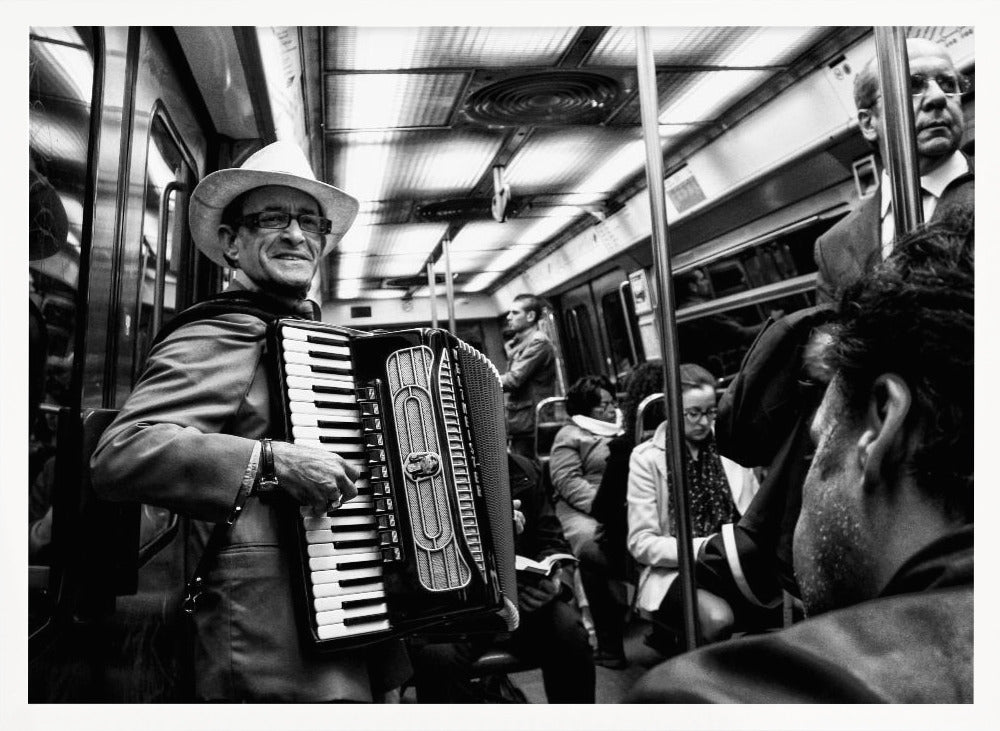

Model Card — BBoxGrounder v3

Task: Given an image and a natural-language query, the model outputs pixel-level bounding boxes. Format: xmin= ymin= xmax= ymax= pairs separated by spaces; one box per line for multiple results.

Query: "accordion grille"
xmin=386 ymin=346 xmax=472 ymax=592
xmin=454 ymin=341 xmax=518 ymax=631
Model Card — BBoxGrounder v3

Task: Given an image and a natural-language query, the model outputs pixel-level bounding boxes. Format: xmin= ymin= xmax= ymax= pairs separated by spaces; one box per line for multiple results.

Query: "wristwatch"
xmin=256 ymin=438 xmax=280 ymax=495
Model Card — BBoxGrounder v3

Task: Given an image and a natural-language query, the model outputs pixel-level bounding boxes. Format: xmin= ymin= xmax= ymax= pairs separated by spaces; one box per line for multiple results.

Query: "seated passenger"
xmin=549 ymin=375 xmax=622 ymax=555
xmin=408 ymin=452 xmax=595 ymax=703
xmin=627 ymin=364 xmax=758 ymax=651
xmin=629 ymin=218 xmax=973 ymax=702
xmin=579 ymin=360 xmax=666 ymax=668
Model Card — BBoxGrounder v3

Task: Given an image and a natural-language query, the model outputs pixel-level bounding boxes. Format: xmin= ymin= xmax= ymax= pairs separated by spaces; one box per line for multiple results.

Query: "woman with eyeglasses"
xmin=626 ymin=363 xmax=758 ymax=653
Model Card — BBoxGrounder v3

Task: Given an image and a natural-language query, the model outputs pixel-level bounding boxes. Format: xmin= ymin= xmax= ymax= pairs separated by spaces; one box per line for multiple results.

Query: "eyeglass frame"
xmin=862 ymin=71 xmax=972 ymax=110
xmin=683 ymin=407 xmax=718 ymax=423
xmin=237 ymin=210 xmax=333 ymax=235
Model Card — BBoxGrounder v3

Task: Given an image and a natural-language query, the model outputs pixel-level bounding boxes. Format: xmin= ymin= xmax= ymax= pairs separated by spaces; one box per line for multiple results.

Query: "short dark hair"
xmin=221 ymin=191 xmax=251 ymax=230
xmin=853 ymin=56 xmax=881 ymax=111
xmin=513 ymin=293 xmax=545 ymax=321
xmin=566 ymin=374 xmax=615 ymax=416
xmin=621 ymin=360 xmax=665 ymax=443
xmin=826 ymin=207 xmax=973 ymax=519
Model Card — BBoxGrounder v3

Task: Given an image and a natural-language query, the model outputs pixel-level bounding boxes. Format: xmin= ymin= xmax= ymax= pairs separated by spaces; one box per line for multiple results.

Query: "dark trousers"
xmin=508 ymin=433 xmax=535 ymax=460
xmin=410 ymin=599 xmax=595 ymax=703
xmin=577 ymin=538 xmax=627 ymax=655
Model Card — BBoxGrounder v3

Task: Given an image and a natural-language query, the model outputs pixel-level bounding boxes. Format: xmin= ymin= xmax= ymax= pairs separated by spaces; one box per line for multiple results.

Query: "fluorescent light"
xmin=336 ymin=225 xmax=374 ymax=254
xmin=659 ymin=70 xmax=768 ymax=124
xmin=327 ymin=73 xmax=465 ymax=130
xmin=725 ymin=27 xmax=823 ymax=66
xmin=462 ymin=271 xmax=501 ymax=293
xmin=578 ymin=139 xmax=646 ymax=194
xmin=340 ymin=138 xmax=393 ymax=201
xmin=506 ymin=136 xmax=584 ymax=188
xmin=336 ymin=279 xmax=362 ymax=299
xmin=337 ymin=255 xmax=366 ymax=279
xmin=344 ymin=28 xmax=423 ymax=70
xmin=488 ymin=246 xmax=533 ymax=273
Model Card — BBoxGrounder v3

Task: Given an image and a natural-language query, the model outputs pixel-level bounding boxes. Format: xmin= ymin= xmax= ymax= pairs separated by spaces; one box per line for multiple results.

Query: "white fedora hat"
xmin=189 ymin=140 xmax=359 ymax=267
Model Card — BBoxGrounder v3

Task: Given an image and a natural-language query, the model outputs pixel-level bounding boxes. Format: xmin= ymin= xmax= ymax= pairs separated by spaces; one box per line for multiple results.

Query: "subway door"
xmin=556 ymin=287 xmax=601 ymax=385
xmin=33 ymin=28 xmax=213 ymax=702
xmin=102 ymin=27 xmax=212 ymax=702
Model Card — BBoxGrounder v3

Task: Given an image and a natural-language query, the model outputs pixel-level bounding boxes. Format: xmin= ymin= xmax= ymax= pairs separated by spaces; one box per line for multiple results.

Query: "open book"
xmin=515 ymin=552 xmax=578 ymax=579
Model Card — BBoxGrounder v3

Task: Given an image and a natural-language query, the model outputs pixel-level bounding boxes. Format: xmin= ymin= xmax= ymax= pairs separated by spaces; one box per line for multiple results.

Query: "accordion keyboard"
xmin=281 ymin=324 xmax=393 ymax=640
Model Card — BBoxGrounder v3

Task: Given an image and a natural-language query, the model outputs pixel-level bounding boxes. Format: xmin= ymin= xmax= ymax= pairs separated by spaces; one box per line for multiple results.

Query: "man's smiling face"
xmin=224 ymin=185 xmax=325 ymax=297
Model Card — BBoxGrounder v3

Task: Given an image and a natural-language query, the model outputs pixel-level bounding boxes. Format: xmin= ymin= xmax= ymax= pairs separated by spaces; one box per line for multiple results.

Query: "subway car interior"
xmin=22 ymin=21 xmax=977 ymax=712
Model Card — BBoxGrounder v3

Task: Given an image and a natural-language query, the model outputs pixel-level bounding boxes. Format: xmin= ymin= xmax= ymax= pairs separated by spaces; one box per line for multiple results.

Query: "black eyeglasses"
xmin=683 ymin=407 xmax=718 ymax=423
xmin=238 ymin=211 xmax=332 ymax=234
xmin=908 ymin=72 xmax=970 ymax=98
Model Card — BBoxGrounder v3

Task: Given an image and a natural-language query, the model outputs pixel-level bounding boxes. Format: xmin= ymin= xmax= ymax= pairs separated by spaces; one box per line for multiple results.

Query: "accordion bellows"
xmin=271 ymin=319 xmax=518 ymax=652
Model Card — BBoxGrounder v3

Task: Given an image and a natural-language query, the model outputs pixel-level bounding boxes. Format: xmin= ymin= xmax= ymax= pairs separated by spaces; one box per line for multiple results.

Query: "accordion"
xmin=270 ymin=319 xmax=519 ymax=653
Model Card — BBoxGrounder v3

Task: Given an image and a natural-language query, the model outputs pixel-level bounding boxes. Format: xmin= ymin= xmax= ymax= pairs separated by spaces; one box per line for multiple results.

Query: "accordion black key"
xmin=271 ymin=319 xmax=519 ymax=652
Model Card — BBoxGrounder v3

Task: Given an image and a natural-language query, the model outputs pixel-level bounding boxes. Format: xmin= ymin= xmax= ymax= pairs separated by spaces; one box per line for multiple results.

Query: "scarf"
xmin=570 ymin=413 xmax=624 ymax=438
xmin=665 ymin=438 xmax=738 ymax=537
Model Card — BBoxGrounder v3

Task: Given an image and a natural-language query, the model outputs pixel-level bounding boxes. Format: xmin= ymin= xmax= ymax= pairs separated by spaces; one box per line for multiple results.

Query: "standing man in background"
xmin=814 ymin=38 xmax=973 ymax=304
xmin=501 ymin=293 xmax=557 ymax=459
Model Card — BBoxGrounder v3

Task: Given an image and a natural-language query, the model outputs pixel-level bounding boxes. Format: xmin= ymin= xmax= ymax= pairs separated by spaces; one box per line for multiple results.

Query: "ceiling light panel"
xmin=587 ymin=27 xmax=755 ymax=67
xmin=325 ymin=72 xmax=467 ymax=130
xmin=658 ymin=69 xmax=771 ymax=124
xmin=449 ymin=219 xmax=554 ymax=252
xmin=461 ymin=271 xmax=502 ymax=293
xmin=723 ymin=27 xmax=830 ymax=66
xmin=350 ymin=222 xmax=448 ymax=257
xmin=326 ymin=129 xmax=505 ymax=201
xmin=505 ymin=127 xmax=643 ymax=194
xmin=325 ymin=26 xmax=578 ymax=70
xmin=364 ymin=253 xmax=443 ymax=278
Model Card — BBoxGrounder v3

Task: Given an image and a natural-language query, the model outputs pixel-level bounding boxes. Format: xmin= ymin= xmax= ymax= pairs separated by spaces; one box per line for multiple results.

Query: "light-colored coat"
xmin=627 ymin=422 xmax=758 ymax=612
xmin=549 ymin=422 xmax=610 ymax=554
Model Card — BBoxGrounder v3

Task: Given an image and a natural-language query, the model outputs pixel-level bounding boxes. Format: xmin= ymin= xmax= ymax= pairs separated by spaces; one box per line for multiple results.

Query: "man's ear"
xmin=219 ymin=225 xmax=239 ymax=268
xmin=526 ymin=309 xmax=537 ymax=325
xmin=857 ymin=108 xmax=879 ymax=146
xmin=857 ymin=373 xmax=911 ymax=489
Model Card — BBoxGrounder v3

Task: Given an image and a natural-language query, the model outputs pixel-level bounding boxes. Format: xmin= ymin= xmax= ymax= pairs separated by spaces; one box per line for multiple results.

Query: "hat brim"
xmin=188 ymin=168 xmax=359 ymax=267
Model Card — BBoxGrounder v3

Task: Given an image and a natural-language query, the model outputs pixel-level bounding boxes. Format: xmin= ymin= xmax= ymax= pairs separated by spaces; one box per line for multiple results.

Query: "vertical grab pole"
xmin=442 ymin=237 xmax=457 ymax=333
xmin=427 ymin=261 xmax=438 ymax=328
xmin=874 ymin=27 xmax=923 ymax=237
xmin=636 ymin=27 xmax=701 ymax=650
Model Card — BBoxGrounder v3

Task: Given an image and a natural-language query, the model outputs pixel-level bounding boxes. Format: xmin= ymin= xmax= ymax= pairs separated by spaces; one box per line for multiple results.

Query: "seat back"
xmin=533 ymin=396 xmax=568 ymax=463
xmin=635 ymin=392 xmax=665 ymax=444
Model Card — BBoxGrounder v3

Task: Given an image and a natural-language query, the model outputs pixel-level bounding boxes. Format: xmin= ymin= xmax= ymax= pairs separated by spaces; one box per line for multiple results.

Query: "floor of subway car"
xmin=401 ymin=616 xmax=668 ymax=703
xmin=509 ymin=617 xmax=664 ymax=704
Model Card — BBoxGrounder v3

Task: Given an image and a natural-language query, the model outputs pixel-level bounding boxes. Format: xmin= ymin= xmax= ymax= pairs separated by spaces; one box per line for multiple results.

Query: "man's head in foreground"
xmin=794 ymin=210 xmax=973 ymax=616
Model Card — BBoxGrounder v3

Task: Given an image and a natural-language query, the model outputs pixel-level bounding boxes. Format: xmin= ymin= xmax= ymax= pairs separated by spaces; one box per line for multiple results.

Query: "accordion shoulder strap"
xmin=150 ymin=290 xmax=311 ymax=349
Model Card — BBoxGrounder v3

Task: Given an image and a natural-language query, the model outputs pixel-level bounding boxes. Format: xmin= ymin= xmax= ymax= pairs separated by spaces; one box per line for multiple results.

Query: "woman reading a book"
xmin=627 ymin=363 xmax=758 ymax=652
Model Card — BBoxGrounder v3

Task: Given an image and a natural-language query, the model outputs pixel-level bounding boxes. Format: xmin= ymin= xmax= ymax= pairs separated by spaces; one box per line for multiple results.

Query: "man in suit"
xmin=629 ymin=216 xmax=973 ymax=703
xmin=814 ymin=38 xmax=973 ymax=304
xmin=501 ymin=293 xmax=557 ymax=458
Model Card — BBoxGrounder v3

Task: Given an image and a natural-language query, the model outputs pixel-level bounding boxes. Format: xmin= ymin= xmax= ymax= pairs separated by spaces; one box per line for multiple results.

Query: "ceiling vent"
xmin=463 ymin=71 xmax=622 ymax=126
